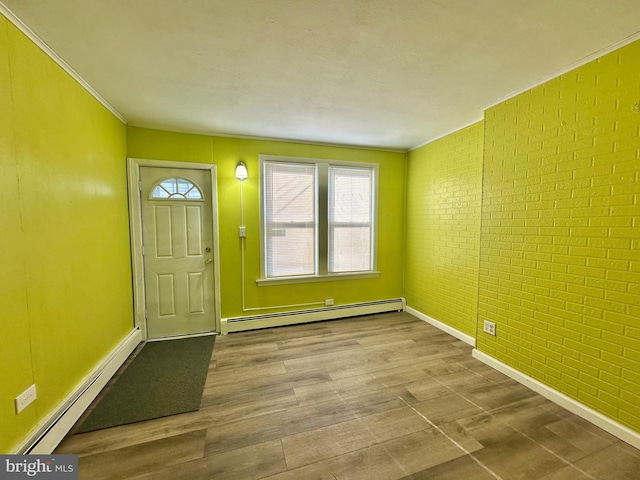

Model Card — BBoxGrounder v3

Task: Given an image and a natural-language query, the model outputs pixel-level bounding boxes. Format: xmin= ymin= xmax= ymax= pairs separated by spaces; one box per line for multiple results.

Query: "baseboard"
xmin=406 ymin=306 xmax=476 ymax=347
xmin=221 ymin=298 xmax=406 ymax=334
xmin=472 ymin=349 xmax=640 ymax=450
xmin=15 ymin=328 xmax=142 ymax=454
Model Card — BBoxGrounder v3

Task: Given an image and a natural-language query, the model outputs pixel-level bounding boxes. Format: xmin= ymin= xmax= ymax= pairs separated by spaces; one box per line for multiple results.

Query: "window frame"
xmin=149 ymin=177 xmax=204 ymax=200
xmin=327 ymin=165 xmax=376 ymax=274
xmin=258 ymin=155 xmax=379 ymax=285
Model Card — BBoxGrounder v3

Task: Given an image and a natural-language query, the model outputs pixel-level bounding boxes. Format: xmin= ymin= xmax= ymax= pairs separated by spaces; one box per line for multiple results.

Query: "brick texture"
xmin=405 ymin=122 xmax=484 ymax=337
xmin=478 ymin=40 xmax=640 ymax=431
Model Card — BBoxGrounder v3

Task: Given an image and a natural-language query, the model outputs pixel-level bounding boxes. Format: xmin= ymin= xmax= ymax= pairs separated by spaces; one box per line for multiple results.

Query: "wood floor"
xmin=55 ymin=312 xmax=640 ymax=479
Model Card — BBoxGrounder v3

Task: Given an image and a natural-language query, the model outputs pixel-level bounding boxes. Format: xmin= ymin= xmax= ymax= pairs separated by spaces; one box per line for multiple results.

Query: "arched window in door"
xmin=150 ymin=177 xmax=203 ymax=200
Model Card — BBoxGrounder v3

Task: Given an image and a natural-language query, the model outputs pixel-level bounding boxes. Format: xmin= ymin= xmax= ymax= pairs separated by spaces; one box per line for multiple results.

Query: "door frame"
xmin=127 ymin=157 xmax=222 ymax=339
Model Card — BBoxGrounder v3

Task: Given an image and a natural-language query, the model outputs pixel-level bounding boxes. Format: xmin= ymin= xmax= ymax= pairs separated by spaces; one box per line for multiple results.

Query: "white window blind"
xmin=328 ymin=166 xmax=374 ymax=273
xmin=264 ymin=162 xmax=317 ymax=277
xmin=261 ymin=155 xmax=377 ymax=282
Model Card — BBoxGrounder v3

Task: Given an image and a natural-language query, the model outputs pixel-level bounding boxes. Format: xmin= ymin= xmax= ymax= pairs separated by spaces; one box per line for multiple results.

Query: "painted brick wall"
xmin=478 ymin=40 xmax=640 ymax=431
xmin=405 ymin=122 xmax=484 ymax=337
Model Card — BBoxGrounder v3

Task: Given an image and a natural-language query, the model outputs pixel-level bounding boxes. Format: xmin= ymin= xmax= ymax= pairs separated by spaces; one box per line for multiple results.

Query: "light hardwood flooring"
xmin=56 ymin=312 xmax=640 ymax=479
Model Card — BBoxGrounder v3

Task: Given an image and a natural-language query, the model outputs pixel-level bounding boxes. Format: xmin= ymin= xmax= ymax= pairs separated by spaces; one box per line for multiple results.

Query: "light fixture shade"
xmin=235 ymin=161 xmax=248 ymax=181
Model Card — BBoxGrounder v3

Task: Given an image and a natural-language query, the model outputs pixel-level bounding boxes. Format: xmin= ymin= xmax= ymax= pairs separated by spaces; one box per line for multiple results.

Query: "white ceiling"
xmin=4 ymin=1 xmax=640 ymax=150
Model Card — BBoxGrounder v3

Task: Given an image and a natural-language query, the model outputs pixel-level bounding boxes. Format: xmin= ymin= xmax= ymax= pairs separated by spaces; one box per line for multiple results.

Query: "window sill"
xmin=256 ymin=271 xmax=381 ymax=286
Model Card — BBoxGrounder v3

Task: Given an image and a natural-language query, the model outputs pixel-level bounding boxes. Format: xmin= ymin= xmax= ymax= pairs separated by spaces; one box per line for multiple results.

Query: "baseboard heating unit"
xmin=221 ymin=298 xmax=405 ymax=334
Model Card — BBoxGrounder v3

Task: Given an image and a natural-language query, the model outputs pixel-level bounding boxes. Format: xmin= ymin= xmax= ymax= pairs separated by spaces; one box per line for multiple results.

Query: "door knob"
xmin=205 ymin=258 xmax=213 ymax=264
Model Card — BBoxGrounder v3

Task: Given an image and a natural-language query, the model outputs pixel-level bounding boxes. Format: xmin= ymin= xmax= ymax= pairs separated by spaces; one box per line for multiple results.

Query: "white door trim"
xmin=127 ymin=157 xmax=222 ymax=339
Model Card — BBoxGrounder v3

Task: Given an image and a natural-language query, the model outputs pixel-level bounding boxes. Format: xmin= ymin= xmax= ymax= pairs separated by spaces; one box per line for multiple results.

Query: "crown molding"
xmin=128 ymin=122 xmax=408 ymax=154
xmin=408 ymin=118 xmax=483 ymax=152
xmin=0 ymin=2 xmax=127 ymax=123
xmin=483 ymin=30 xmax=640 ymax=111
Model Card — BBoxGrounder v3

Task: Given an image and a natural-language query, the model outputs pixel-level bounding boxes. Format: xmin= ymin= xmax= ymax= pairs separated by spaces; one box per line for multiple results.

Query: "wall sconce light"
xmin=235 ymin=161 xmax=248 ymax=181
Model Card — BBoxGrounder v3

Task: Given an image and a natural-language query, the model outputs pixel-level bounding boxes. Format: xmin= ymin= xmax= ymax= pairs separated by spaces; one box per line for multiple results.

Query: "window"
xmin=150 ymin=178 xmax=203 ymax=200
xmin=328 ymin=166 xmax=374 ymax=273
xmin=260 ymin=155 xmax=377 ymax=281
xmin=263 ymin=162 xmax=316 ymax=277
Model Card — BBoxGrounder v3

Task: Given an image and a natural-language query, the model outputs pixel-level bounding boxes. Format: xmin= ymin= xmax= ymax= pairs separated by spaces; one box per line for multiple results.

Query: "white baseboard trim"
xmin=15 ymin=328 xmax=142 ymax=454
xmin=406 ymin=307 xmax=476 ymax=347
xmin=472 ymin=349 xmax=640 ymax=450
xmin=221 ymin=298 xmax=406 ymax=334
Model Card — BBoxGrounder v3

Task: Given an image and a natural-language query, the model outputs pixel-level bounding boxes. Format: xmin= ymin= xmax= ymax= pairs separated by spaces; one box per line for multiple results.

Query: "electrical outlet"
xmin=15 ymin=384 xmax=37 ymax=414
xmin=483 ymin=320 xmax=496 ymax=336
xmin=325 ymin=298 xmax=334 ymax=306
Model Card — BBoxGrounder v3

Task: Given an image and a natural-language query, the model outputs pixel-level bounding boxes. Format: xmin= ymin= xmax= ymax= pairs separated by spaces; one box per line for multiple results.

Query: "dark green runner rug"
xmin=77 ymin=335 xmax=215 ymax=433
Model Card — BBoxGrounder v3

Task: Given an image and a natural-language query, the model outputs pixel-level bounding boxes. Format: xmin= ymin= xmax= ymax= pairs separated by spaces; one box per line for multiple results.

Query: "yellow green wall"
xmin=127 ymin=127 xmax=406 ymax=318
xmin=0 ymin=16 xmax=134 ymax=453
xmin=405 ymin=122 xmax=484 ymax=337
xmin=0 ymin=14 xmax=34 ymax=455
xmin=405 ymin=41 xmax=640 ymax=435
xmin=478 ymin=41 xmax=640 ymax=431
xmin=4 ymin=5 xmax=639 ymax=453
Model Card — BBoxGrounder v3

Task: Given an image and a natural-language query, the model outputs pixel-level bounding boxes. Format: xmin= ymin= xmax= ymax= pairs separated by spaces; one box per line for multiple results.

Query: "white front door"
xmin=140 ymin=166 xmax=216 ymax=339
